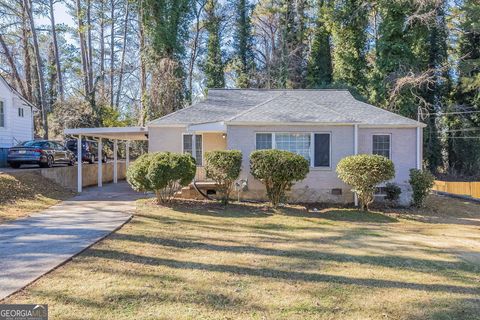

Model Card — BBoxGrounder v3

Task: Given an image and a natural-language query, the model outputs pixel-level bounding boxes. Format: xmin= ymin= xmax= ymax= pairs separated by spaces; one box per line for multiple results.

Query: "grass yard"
xmin=0 ymin=172 xmax=75 ymax=222
xmin=5 ymin=195 xmax=480 ymax=319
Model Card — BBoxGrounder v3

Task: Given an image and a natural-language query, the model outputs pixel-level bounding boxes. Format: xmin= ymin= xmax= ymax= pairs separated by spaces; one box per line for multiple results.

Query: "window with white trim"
xmin=255 ymin=133 xmax=272 ymax=149
xmin=275 ymin=133 xmax=311 ymax=162
xmin=0 ymin=101 xmax=4 ymax=127
xmin=372 ymin=134 xmax=391 ymax=159
xmin=255 ymin=132 xmax=331 ymax=168
xmin=183 ymin=134 xmax=203 ymax=166
xmin=18 ymin=107 xmax=24 ymax=117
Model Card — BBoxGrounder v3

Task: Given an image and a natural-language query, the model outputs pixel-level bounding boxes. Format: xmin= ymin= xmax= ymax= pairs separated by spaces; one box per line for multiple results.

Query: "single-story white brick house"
xmin=0 ymin=75 xmax=37 ymax=166
xmin=147 ymin=89 xmax=425 ymax=205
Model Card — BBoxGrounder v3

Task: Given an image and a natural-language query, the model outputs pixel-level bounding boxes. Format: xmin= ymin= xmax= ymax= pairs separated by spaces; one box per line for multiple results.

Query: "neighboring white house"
xmin=148 ymin=89 xmax=426 ymax=205
xmin=0 ymin=75 xmax=37 ymax=165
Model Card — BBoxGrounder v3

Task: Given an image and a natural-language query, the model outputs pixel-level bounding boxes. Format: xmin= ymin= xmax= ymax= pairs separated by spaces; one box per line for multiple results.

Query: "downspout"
xmin=354 ymin=124 xmax=359 ymax=207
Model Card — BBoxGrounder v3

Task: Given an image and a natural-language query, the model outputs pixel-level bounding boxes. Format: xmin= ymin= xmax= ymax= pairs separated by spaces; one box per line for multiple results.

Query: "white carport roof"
xmin=64 ymin=126 xmax=148 ymax=140
xmin=63 ymin=126 xmax=148 ymax=193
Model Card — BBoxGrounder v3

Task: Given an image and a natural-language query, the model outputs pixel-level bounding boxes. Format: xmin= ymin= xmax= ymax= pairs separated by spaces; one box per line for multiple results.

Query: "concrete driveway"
xmin=0 ymin=181 xmax=147 ymax=300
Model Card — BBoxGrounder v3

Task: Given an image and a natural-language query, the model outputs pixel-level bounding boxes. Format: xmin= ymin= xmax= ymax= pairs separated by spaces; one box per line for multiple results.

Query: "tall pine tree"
xmin=203 ymin=0 xmax=225 ymax=88
xmin=306 ymin=0 xmax=332 ymax=87
xmin=446 ymin=0 xmax=480 ymax=175
xmin=370 ymin=0 xmax=415 ymax=112
xmin=331 ymin=0 xmax=369 ymax=94
xmin=141 ymin=0 xmax=192 ymax=119
xmin=233 ymin=0 xmax=255 ymax=88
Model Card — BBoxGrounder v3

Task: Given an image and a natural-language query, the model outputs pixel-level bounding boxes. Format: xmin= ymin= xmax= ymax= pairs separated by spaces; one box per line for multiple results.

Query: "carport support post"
xmin=113 ymin=139 xmax=118 ymax=183
xmin=98 ymin=138 xmax=103 ymax=187
xmin=77 ymin=135 xmax=82 ymax=192
xmin=126 ymin=141 xmax=130 ymax=169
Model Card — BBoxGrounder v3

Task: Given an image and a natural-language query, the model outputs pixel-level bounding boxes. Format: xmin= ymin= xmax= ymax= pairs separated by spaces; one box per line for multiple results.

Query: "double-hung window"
xmin=372 ymin=134 xmax=391 ymax=159
xmin=183 ymin=134 xmax=203 ymax=166
xmin=0 ymin=101 xmax=4 ymax=127
xmin=255 ymin=132 xmax=331 ymax=168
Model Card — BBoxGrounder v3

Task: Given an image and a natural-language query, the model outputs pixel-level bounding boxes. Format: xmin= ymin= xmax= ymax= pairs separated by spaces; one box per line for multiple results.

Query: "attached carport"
xmin=64 ymin=127 xmax=148 ymax=192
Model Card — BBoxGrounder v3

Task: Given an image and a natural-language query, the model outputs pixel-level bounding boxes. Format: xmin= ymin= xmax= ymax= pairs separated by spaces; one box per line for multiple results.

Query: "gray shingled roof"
xmin=149 ymin=89 xmax=423 ymax=127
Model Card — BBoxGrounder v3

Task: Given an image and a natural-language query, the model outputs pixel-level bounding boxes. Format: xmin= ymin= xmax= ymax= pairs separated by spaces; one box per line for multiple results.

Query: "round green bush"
xmin=126 ymin=153 xmax=153 ymax=192
xmin=250 ymin=149 xmax=310 ymax=207
xmin=336 ymin=154 xmax=395 ymax=210
xmin=204 ymin=150 xmax=242 ymax=205
xmin=409 ymin=168 xmax=434 ymax=207
xmin=127 ymin=152 xmax=196 ymax=204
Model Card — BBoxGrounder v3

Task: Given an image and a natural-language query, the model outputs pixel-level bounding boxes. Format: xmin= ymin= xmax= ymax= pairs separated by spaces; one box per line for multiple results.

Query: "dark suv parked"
xmin=7 ymin=140 xmax=76 ymax=168
xmin=65 ymin=139 xmax=107 ymax=164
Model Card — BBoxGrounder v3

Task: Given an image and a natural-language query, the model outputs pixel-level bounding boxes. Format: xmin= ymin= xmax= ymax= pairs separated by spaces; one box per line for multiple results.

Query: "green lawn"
xmin=6 ymin=195 xmax=480 ymax=319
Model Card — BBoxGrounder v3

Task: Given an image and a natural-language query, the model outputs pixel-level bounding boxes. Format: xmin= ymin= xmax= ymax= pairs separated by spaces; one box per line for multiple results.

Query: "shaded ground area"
xmin=5 ymin=195 xmax=480 ymax=319
xmin=0 ymin=172 xmax=75 ymax=222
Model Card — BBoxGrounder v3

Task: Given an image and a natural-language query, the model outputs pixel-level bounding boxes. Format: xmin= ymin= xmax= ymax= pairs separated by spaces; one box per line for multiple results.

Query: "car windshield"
xmin=17 ymin=141 xmax=45 ymax=148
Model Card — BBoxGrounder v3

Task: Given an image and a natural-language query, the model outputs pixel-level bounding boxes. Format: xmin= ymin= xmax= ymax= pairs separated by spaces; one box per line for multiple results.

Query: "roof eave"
xmin=359 ymin=123 xmax=427 ymax=128
xmin=226 ymin=121 xmax=359 ymax=126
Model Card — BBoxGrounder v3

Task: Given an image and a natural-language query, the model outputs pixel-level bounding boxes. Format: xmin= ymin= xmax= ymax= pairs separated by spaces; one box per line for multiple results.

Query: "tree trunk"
xmin=0 ymin=34 xmax=28 ymax=98
xmin=187 ymin=0 xmax=206 ymax=102
xmin=86 ymin=0 xmax=94 ymax=94
xmin=99 ymin=0 xmax=106 ymax=102
xmin=138 ymin=0 xmax=146 ymax=125
xmin=115 ymin=0 xmax=129 ymax=109
xmin=48 ymin=0 xmax=64 ymax=101
xmin=24 ymin=0 xmax=48 ymax=138
xmin=76 ymin=0 xmax=89 ymax=98
xmin=110 ymin=0 xmax=116 ymax=108
xmin=21 ymin=3 xmax=33 ymax=102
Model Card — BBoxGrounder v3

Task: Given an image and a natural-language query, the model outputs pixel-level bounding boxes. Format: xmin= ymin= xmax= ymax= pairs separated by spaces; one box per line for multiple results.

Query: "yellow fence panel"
xmin=433 ymin=180 xmax=480 ymax=199
xmin=471 ymin=182 xmax=480 ymax=199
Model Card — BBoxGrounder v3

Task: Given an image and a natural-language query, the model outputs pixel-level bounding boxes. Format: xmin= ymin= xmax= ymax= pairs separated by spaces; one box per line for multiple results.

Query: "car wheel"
xmin=9 ymin=163 xmax=20 ymax=169
xmin=68 ymin=156 xmax=75 ymax=166
xmin=41 ymin=156 xmax=54 ymax=168
xmin=88 ymin=154 xmax=95 ymax=164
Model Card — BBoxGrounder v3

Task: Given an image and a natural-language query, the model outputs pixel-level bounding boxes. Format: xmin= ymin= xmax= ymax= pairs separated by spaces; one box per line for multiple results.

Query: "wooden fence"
xmin=433 ymin=180 xmax=480 ymax=199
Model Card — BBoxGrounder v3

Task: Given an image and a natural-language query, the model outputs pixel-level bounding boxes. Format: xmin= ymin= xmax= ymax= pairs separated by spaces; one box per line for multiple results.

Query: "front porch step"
xmin=175 ymin=181 xmax=219 ymax=200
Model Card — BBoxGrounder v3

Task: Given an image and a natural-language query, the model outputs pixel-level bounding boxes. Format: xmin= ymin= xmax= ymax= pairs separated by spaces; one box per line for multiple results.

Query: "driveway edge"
xmin=0 ymin=214 xmax=133 ymax=302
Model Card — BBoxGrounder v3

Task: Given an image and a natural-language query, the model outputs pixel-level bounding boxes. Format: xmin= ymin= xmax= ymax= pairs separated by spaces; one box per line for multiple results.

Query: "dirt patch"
xmin=381 ymin=194 xmax=480 ymax=226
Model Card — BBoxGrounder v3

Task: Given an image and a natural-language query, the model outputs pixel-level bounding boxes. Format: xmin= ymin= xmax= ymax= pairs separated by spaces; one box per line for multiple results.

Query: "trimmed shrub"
xmin=336 ymin=154 xmax=395 ymax=211
xmin=250 ymin=149 xmax=309 ymax=207
xmin=127 ymin=152 xmax=196 ymax=204
xmin=204 ymin=150 xmax=242 ymax=205
xmin=126 ymin=153 xmax=153 ymax=192
xmin=409 ymin=169 xmax=435 ymax=207
xmin=384 ymin=182 xmax=401 ymax=205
